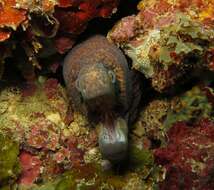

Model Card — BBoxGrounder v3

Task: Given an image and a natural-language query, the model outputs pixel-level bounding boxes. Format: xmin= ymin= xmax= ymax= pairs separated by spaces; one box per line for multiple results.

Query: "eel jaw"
xmin=98 ymin=117 xmax=128 ymax=163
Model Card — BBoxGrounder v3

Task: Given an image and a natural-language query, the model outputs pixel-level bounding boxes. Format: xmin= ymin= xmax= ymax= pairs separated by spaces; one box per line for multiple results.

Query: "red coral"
xmin=0 ymin=0 xmax=26 ymax=41
xmin=154 ymin=119 xmax=214 ymax=189
xmin=19 ymin=151 xmax=41 ymax=185
xmin=58 ymin=0 xmax=79 ymax=7
xmin=27 ymin=120 xmax=60 ymax=151
xmin=153 ymin=0 xmax=172 ymax=15
xmin=53 ymin=147 xmax=70 ymax=163
xmin=66 ymin=137 xmax=85 ymax=168
xmin=41 ymin=0 xmax=56 ymax=12
xmin=177 ymin=0 xmax=204 ymax=11
xmin=109 ymin=16 xmax=138 ymax=44
xmin=54 ymin=0 xmax=119 ymax=53
xmin=42 ymin=154 xmax=64 ymax=179
xmin=139 ymin=8 xmax=157 ymax=29
xmin=27 ymin=124 xmax=49 ymax=149
xmin=0 ymin=0 xmax=119 ymax=59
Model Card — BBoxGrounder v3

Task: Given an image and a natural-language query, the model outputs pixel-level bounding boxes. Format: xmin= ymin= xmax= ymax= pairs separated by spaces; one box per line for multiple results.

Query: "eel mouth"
xmin=98 ymin=114 xmax=128 ymax=163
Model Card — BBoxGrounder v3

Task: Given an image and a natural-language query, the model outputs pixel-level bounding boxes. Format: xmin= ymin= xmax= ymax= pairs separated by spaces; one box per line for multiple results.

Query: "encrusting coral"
xmin=0 ymin=0 xmax=119 ymax=80
xmin=0 ymin=77 xmax=164 ymax=189
xmin=132 ymin=85 xmax=214 ymax=145
xmin=155 ymin=119 xmax=214 ymax=190
xmin=108 ymin=0 xmax=214 ymax=91
xmin=131 ymin=84 xmax=214 ymax=189
xmin=0 ymin=78 xmax=213 ymax=189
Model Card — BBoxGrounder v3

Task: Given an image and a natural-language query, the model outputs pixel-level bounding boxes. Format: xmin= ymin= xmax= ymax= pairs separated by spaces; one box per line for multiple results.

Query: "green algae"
xmin=129 ymin=146 xmax=154 ymax=171
xmin=29 ymin=161 xmax=161 ymax=190
xmin=31 ymin=165 xmax=120 ymax=190
xmin=0 ymin=133 xmax=20 ymax=186
xmin=128 ymin=145 xmax=165 ymax=189
xmin=55 ymin=177 xmax=74 ymax=190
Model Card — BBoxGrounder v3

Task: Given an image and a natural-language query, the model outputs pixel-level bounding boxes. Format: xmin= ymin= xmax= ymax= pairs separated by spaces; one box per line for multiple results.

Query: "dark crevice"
xmin=77 ymin=0 xmax=141 ymax=42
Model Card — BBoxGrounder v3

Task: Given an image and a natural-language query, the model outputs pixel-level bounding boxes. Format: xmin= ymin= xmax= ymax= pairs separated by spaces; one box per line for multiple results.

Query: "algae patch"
xmin=0 ymin=133 xmax=20 ymax=186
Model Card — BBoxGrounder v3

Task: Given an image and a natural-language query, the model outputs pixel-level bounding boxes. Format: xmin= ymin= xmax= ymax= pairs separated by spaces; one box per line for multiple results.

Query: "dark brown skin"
xmin=63 ymin=35 xmax=141 ymax=162
xmin=63 ymin=35 xmax=132 ymax=114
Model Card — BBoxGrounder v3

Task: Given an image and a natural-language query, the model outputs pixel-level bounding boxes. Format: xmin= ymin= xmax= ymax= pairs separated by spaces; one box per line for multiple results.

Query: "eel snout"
xmin=98 ymin=117 xmax=128 ymax=163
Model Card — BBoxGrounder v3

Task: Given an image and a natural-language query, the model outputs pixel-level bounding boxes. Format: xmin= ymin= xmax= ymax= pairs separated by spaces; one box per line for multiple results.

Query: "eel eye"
xmin=108 ymin=70 xmax=116 ymax=83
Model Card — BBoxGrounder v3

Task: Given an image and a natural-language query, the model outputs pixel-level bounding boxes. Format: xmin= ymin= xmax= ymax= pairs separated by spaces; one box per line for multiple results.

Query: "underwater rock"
xmin=108 ymin=0 xmax=214 ymax=92
xmin=0 ymin=0 xmax=213 ymax=189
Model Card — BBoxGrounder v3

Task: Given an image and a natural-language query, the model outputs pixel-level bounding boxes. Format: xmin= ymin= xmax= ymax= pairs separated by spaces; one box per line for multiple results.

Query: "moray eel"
xmin=63 ymin=35 xmax=141 ymax=163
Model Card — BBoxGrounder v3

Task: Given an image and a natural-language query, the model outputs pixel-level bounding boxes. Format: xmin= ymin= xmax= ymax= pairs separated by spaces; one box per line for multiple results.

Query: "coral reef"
xmin=0 ymin=0 xmax=213 ymax=189
xmin=1 ymin=79 xmax=212 ymax=189
xmin=0 ymin=0 xmax=119 ymax=79
xmin=0 ymin=68 xmax=213 ymax=189
xmin=131 ymin=84 xmax=214 ymax=189
xmin=132 ymin=100 xmax=170 ymax=145
xmin=0 ymin=77 xmax=164 ymax=189
xmin=132 ymin=85 xmax=214 ymax=145
xmin=108 ymin=0 xmax=214 ymax=91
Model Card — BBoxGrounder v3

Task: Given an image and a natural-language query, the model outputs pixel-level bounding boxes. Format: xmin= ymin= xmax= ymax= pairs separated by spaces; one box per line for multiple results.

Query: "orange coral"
xmin=0 ymin=0 xmax=26 ymax=29
xmin=42 ymin=0 xmax=56 ymax=12
xmin=0 ymin=29 xmax=11 ymax=42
